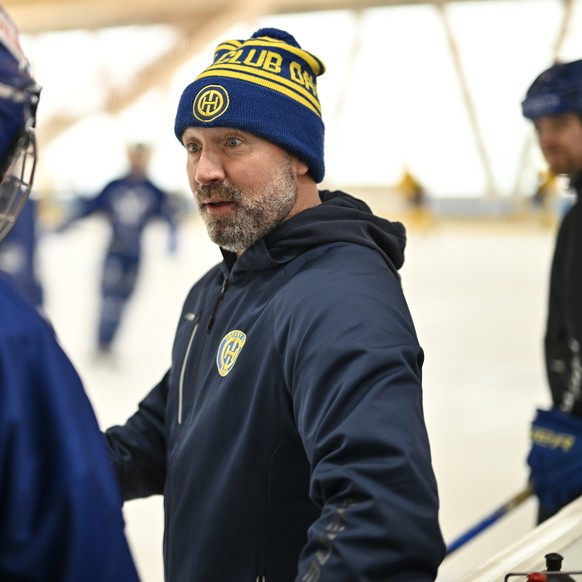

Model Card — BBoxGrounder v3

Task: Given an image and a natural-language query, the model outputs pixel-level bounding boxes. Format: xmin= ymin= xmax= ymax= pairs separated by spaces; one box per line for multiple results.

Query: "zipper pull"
xmin=207 ymin=277 xmax=229 ymax=331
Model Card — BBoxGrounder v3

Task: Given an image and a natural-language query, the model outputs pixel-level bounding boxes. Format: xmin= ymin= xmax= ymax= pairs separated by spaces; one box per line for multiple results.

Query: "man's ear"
xmin=294 ymin=157 xmax=310 ymax=178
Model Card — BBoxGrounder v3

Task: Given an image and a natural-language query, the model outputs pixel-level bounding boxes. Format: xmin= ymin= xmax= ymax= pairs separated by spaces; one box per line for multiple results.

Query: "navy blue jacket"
xmin=106 ymin=190 xmax=445 ymax=581
xmin=0 ymin=273 xmax=139 ymax=580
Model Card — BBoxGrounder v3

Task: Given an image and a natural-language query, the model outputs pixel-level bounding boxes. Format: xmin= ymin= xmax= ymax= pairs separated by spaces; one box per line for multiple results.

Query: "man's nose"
xmin=195 ymin=150 xmax=225 ymax=185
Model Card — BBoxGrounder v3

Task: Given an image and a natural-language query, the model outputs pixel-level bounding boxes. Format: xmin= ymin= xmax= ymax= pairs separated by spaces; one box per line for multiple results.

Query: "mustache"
xmin=196 ymin=183 xmax=241 ymax=202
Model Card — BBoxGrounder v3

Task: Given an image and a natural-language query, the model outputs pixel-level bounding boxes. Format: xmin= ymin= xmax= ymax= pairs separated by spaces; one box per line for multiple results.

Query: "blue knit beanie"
xmin=174 ymin=27 xmax=326 ymax=183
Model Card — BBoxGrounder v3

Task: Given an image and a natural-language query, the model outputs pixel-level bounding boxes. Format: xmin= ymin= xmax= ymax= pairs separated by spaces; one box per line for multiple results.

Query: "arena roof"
xmin=4 ymin=0 xmax=582 ymax=199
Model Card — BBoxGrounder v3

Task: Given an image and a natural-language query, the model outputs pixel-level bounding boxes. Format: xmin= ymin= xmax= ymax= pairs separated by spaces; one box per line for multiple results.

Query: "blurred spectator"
xmin=530 ymin=168 xmax=562 ymax=226
xmin=397 ymin=167 xmax=426 ymax=208
xmin=395 ymin=167 xmax=433 ymax=227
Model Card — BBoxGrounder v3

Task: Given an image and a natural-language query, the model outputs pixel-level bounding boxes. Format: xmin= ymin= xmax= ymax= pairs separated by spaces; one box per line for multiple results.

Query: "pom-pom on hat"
xmin=174 ymin=27 xmax=327 ymax=183
xmin=522 ymin=59 xmax=582 ymax=119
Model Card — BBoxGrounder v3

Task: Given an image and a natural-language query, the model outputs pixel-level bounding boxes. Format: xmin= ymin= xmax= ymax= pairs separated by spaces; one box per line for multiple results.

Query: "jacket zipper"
xmin=178 ymin=313 xmax=200 ymax=424
xmin=256 ymin=562 xmax=266 ymax=581
xmin=207 ymin=277 xmax=229 ymax=331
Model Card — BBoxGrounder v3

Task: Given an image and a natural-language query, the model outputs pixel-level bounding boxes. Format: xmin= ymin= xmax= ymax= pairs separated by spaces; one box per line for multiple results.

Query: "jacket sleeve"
xmin=277 ymin=250 xmax=445 ymax=581
xmin=105 ymin=371 xmax=169 ymax=500
xmin=545 ymin=211 xmax=572 ymax=407
xmin=544 ymin=204 xmax=582 ymax=416
xmin=0 ymin=301 xmax=139 ymax=582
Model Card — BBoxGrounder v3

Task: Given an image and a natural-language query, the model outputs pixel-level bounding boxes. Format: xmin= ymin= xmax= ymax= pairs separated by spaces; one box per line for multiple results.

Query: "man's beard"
xmin=545 ymin=152 xmax=578 ymax=178
xmin=196 ymin=155 xmax=298 ymax=254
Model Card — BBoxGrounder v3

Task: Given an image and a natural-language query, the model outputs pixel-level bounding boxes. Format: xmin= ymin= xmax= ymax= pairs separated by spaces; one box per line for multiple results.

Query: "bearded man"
xmin=105 ymin=27 xmax=445 ymax=581
xmin=522 ymin=60 xmax=582 ymax=523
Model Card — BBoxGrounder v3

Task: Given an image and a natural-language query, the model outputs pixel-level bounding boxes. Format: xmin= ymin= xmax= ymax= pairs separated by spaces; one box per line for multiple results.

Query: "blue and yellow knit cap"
xmin=174 ymin=27 xmax=326 ymax=183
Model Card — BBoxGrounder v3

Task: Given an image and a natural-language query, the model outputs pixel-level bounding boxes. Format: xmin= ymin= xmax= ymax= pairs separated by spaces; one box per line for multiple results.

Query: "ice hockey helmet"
xmin=522 ymin=59 xmax=582 ymax=119
xmin=0 ymin=7 xmax=41 ymax=241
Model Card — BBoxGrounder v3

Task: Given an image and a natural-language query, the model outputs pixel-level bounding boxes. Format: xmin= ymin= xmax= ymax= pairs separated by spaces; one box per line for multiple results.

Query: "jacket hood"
xmin=225 ymin=190 xmax=406 ymax=278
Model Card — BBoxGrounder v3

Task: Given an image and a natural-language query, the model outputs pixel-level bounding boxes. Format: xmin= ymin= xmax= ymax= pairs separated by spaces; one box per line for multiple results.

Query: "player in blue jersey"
xmin=58 ymin=142 xmax=177 ymax=358
xmin=0 ymin=6 xmax=140 ymax=580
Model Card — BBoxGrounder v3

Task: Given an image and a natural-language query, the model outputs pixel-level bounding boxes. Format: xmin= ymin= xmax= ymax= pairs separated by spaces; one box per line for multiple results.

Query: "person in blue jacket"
xmin=0 ymin=7 xmax=140 ymax=581
xmin=105 ymin=27 xmax=445 ymax=581
xmin=59 ymin=142 xmax=177 ymax=358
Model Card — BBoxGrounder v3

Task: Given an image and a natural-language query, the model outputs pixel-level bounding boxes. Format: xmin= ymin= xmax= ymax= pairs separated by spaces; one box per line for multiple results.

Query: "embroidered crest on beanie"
xmin=174 ymin=27 xmax=327 ymax=183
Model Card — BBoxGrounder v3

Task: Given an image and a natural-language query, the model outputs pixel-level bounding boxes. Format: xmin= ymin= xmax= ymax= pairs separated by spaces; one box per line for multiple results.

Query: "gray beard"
xmin=198 ymin=156 xmax=297 ymax=254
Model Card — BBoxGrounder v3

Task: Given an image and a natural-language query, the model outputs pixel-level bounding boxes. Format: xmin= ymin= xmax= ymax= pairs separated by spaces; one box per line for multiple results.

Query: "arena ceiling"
xmin=2 ymin=0 xmax=514 ymax=146
xmin=2 ymin=0 xmax=579 ymax=199
xmin=5 ymin=0 xmax=493 ymax=34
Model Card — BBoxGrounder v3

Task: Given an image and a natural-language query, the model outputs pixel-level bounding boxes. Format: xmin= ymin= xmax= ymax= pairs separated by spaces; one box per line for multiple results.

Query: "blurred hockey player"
xmin=0 ymin=7 xmax=140 ymax=580
xmin=522 ymin=59 xmax=582 ymax=523
xmin=58 ymin=142 xmax=177 ymax=358
xmin=0 ymin=195 xmax=43 ymax=307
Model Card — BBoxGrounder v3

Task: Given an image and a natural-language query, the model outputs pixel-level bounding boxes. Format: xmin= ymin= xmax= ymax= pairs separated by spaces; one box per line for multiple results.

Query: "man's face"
xmin=182 ymin=127 xmax=301 ymax=254
xmin=534 ymin=113 xmax=582 ymax=177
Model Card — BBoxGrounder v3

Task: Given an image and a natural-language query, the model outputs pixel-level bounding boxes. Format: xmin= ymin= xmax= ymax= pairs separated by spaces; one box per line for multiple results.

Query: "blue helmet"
xmin=0 ymin=7 xmax=41 ymax=242
xmin=522 ymin=60 xmax=582 ymax=120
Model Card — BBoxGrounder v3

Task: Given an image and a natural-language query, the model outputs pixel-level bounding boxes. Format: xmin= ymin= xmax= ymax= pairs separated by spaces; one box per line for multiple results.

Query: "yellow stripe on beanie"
xmin=196 ymin=65 xmax=322 ymax=117
xmin=174 ymin=27 xmax=327 ymax=183
xmin=213 ymin=35 xmax=325 ymax=77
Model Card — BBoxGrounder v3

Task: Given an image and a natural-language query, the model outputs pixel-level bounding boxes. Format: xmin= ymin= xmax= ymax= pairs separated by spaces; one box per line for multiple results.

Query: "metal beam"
xmin=435 ymin=0 xmax=497 ymax=196
xmin=37 ymin=0 xmax=279 ymax=145
xmin=5 ymin=0 xmax=513 ymax=34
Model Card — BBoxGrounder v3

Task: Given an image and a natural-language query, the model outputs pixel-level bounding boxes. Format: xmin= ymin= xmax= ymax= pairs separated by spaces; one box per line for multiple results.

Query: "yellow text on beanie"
xmin=174 ymin=27 xmax=327 ymax=183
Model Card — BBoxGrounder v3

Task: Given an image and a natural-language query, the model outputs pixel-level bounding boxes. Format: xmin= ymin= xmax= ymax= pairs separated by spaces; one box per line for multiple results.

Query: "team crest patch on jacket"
xmin=216 ymin=330 xmax=246 ymax=377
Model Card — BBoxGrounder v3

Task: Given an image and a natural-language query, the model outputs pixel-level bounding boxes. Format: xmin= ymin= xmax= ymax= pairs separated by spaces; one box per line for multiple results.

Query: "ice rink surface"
xmin=38 ymin=204 xmax=565 ymax=581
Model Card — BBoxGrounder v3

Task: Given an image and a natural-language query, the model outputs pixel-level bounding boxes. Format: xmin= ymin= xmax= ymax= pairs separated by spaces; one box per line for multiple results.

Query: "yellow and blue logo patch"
xmin=531 ymin=426 xmax=575 ymax=452
xmin=216 ymin=330 xmax=246 ymax=377
xmin=193 ymin=84 xmax=230 ymax=122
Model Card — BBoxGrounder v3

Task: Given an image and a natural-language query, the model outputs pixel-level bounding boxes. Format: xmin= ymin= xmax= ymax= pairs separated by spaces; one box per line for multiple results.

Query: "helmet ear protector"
xmin=522 ymin=60 xmax=582 ymax=119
